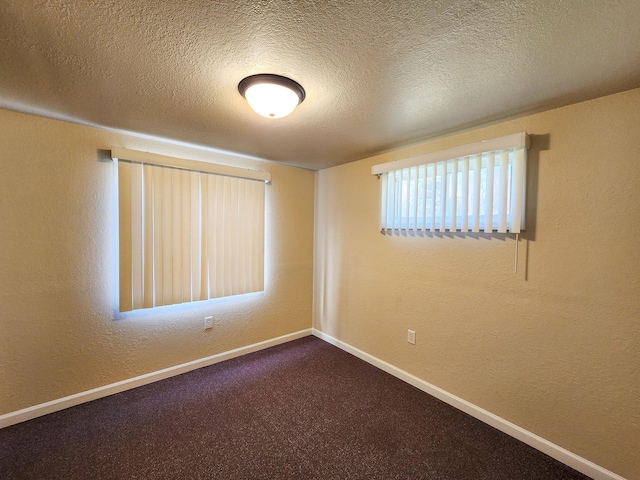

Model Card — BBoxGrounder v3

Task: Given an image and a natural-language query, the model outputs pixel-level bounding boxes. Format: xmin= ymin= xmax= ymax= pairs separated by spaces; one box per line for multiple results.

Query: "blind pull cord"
xmin=514 ymin=233 xmax=519 ymax=274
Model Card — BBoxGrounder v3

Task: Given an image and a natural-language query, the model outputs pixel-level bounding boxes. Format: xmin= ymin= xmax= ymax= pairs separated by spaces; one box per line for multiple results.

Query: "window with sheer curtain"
xmin=113 ymin=148 xmax=269 ymax=312
xmin=372 ymin=132 xmax=529 ymax=235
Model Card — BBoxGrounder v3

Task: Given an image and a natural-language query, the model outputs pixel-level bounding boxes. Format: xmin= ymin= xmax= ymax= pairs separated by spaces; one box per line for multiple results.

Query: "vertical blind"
xmin=115 ymin=149 xmax=267 ymax=312
xmin=373 ymin=133 xmax=529 ymax=235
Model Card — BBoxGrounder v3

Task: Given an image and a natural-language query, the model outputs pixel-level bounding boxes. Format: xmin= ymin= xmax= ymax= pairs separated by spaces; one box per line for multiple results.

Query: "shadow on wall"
xmin=523 ymin=133 xmax=549 ymax=244
xmin=314 ymin=222 xmax=346 ymax=339
xmin=522 ymin=133 xmax=548 ymax=281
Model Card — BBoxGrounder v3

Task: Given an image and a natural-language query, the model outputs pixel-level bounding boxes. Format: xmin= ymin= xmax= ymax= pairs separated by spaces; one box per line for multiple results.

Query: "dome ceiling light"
xmin=238 ymin=74 xmax=305 ymax=119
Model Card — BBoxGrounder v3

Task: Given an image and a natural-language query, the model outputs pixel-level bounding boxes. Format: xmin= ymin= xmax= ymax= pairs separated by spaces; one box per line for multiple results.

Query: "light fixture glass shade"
xmin=238 ymin=74 xmax=305 ymax=119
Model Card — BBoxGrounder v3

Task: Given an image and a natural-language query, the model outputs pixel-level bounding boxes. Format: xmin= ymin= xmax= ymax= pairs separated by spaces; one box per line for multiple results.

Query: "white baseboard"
xmin=0 ymin=329 xmax=312 ymax=429
xmin=312 ymin=329 xmax=626 ymax=480
xmin=1 ymin=327 xmax=626 ymax=480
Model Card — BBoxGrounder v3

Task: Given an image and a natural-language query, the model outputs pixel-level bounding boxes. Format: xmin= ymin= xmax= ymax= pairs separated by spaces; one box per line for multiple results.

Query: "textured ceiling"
xmin=1 ymin=1 xmax=639 ymax=170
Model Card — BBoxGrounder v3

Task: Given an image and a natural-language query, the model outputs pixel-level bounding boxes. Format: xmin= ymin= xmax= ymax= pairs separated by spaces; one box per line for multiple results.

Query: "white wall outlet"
xmin=204 ymin=316 xmax=213 ymax=330
xmin=407 ymin=329 xmax=416 ymax=345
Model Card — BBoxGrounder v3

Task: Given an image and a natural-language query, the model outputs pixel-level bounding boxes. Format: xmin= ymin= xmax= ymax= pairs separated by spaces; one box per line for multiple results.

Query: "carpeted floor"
xmin=0 ymin=336 xmax=590 ymax=479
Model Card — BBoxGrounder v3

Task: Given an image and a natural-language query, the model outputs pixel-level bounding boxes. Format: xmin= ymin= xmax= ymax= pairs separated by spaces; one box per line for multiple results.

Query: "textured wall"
xmin=0 ymin=109 xmax=315 ymax=415
xmin=313 ymin=88 xmax=640 ymax=479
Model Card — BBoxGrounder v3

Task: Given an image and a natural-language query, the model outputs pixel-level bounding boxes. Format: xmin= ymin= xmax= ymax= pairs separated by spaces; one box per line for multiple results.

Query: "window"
xmin=372 ymin=132 xmax=529 ymax=235
xmin=112 ymin=148 xmax=270 ymax=312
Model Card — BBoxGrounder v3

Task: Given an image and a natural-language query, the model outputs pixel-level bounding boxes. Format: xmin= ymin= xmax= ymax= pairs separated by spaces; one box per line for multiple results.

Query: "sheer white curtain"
xmin=117 ymin=158 xmax=265 ymax=312
xmin=376 ymin=134 xmax=528 ymax=235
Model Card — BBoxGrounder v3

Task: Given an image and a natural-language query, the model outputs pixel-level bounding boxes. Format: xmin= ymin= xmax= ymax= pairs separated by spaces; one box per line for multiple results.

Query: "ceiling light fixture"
xmin=238 ymin=74 xmax=305 ymax=119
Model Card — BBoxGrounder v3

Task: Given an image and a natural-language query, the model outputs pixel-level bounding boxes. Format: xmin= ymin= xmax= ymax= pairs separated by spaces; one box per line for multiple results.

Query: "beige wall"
xmin=2 ymin=89 xmax=639 ymax=477
xmin=314 ymin=88 xmax=640 ymax=479
xmin=0 ymin=109 xmax=315 ymax=415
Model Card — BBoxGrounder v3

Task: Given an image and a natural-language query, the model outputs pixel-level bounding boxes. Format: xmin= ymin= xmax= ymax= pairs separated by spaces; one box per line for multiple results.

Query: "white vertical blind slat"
xmin=179 ymin=171 xmax=191 ymax=301
xmin=160 ymin=168 xmax=173 ymax=303
xmin=218 ymin=177 xmax=227 ymax=296
xmin=388 ymin=171 xmax=396 ymax=233
xmin=143 ymin=165 xmax=154 ymax=308
xmin=380 ymin=173 xmax=388 ymax=232
xmin=429 ymin=163 xmax=436 ymax=232
xmin=199 ymin=174 xmax=209 ymax=300
xmin=228 ymin=177 xmax=239 ymax=296
xmin=510 ymin=147 xmax=526 ymax=233
xmin=391 ymin=170 xmax=402 ymax=233
xmin=402 ymin=168 xmax=409 ymax=231
xmin=237 ymin=179 xmax=247 ymax=294
xmin=256 ymin=180 xmax=265 ymax=292
xmin=438 ymin=162 xmax=446 ymax=232
xmin=450 ymin=160 xmax=458 ymax=232
xmin=250 ymin=181 xmax=260 ymax=292
xmin=151 ymin=166 xmax=164 ymax=306
xmin=130 ymin=163 xmax=144 ymax=310
xmin=461 ymin=157 xmax=469 ymax=232
xmin=484 ymin=152 xmax=495 ymax=233
xmin=497 ymin=150 xmax=510 ymax=233
xmin=411 ymin=167 xmax=419 ymax=232
xmin=387 ymin=172 xmax=393 ymax=232
xmin=420 ymin=165 xmax=427 ymax=232
xmin=210 ymin=175 xmax=221 ymax=298
xmin=190 ymin=172 xmax=201 ymax=301
xmin=118 ymin=162 xmax=133 ymax=311
xmin=472 ymin=155 xmax=482 ymax=232
xmin=171 ymin=169 xmax=183 ymax=304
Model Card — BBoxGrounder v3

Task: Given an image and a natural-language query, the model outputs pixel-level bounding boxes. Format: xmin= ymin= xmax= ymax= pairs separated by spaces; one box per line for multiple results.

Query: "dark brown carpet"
xmin=1 ymin=336 xmax=590 ymax=479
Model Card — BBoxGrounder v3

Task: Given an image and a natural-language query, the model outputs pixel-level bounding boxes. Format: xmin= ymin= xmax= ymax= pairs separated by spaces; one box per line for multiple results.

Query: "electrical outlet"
xmin=204 ymin=316 xmax=213 ymax=330
xmin=407 ymin=329 xmax=416 ymax=345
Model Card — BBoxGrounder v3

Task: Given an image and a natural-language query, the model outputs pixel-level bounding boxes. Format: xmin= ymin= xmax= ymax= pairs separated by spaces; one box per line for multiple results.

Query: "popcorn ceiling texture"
xmin=313 ymin=88 xmax=640 ymax=479
xmin=0 ymin=0 xmax=639 ymax=169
